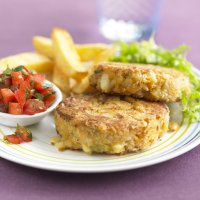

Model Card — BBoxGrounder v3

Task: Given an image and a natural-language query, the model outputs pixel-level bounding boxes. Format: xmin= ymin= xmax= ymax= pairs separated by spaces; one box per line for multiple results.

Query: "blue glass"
xmin=97 ymin=0 xmax=164 ymax=42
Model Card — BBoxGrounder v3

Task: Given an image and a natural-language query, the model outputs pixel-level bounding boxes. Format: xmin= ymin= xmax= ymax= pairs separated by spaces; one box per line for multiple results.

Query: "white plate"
xmin=0 ymin=70 xmax=200 ymax=173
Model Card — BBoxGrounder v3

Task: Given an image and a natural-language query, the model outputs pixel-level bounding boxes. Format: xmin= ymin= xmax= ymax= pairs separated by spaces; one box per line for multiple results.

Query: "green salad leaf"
xmin=110 ymin=38 xmax=200 ymax=122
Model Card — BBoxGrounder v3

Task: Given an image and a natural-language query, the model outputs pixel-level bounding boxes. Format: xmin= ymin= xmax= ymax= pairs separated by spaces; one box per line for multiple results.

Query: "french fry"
xmin=33 ymin=36 xmax=54 ymax=59
xmin=76 ymin=44 xmax=112 ymax=62
xmin=93 ymin=48 xmax=115 ymax=63
xmin=52 ymin=28 xmax=86 ymax=93
xmin=52 ymin=28 xmax=86 ymax=76
xmin=0 ymin=52 xmax=53 ymax=73
xmin=53 ymin=66 xmax=70 ymax=94
xmin=72 ymin=75 xmax=95 ymax=94
xmin=31 ymin=28 xmax=114 ymax=95
xmin=33 ymin=36 xmax=112 ymax=62
xmin=72 ymin=61 xmax=93 ymax=82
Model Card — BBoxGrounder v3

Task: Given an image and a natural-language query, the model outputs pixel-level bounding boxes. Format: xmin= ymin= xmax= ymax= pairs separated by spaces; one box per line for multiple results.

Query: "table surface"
xmin=0 ymin=0 xmax=200 ymax=200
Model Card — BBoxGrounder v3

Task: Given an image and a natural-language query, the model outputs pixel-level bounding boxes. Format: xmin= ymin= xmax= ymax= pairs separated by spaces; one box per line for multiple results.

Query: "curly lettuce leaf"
xmin=110 ymin=39 xmax=200 ymax=122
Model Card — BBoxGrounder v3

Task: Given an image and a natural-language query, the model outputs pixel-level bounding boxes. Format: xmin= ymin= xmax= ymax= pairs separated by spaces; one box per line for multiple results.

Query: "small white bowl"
xmin=0 ymin=80 xmax=62 ymax=127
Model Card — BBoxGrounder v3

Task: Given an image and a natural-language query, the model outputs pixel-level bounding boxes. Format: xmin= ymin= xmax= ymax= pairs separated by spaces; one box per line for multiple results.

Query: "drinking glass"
xmin=98 ymin=0 xmax=164 ymax=42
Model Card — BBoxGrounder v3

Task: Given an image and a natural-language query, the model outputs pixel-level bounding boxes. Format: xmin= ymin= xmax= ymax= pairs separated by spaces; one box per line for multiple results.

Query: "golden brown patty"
xmin=53 ymin=93 xmax=169 ymax=154
xmin=89 ymin=62 xmax=191 ymax=102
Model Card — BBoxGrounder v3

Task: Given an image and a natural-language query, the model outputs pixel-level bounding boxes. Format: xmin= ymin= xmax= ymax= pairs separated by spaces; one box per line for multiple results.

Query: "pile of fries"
xmin=0 ymin=28 xmax=114 ymax=94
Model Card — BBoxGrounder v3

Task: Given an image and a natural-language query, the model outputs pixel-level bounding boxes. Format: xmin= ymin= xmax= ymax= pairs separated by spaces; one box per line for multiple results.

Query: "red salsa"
xmin=4 ymin=124 xmax=32 ymax=144
xmin=0 ymin=66 xmax=56 ymax=115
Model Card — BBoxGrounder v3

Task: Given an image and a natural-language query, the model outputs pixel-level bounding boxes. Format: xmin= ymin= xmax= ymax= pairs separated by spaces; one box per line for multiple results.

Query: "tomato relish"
xmin=4 ymin=124 xmax=32 ymax=144
xmin=0 ymin=66 xmax=56 ymax=115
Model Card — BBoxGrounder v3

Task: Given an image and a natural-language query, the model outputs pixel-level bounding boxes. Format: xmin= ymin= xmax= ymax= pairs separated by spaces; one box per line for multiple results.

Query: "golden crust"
xmin=53 ymin=93 xmax=169 ymax=154
xmin=89 ymin=62 xmax=191 ymax=102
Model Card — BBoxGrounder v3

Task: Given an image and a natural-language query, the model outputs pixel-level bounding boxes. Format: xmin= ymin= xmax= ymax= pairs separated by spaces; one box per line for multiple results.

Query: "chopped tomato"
xmin=1 ymin=88 xmax=16 ymax=104
xmin=8 ymin=102 xmax=23 ymax=115
xmin=21 ymin=134 xmax=32 ymax=142
xmin=14 ymin=82 xmax=30 ymax=107
xmin=11 ymin=71 xmax=24 ymax=85
xmin=23 ymin=99 xmax=46 ymax=115
xmin=32 ymin=74 xmax=45 ymax=82
xmin=0 ymin=83 xmax=4 ymax=89
xmin=15 ymin=124 xmax=32 ymax=142
xmin=0 ymin=103 xmax=8 ymax=113
xmin=23 ymin=77 xmax=33 ymax=98
xmin=3 ymin=124 xmax=32 ymax=144
xmin=0 ymin=73 xmax=12 ymax=88
xmin=24 ymin=80 xmax=31 ymax=90
xmin=10 ymin=84 xmax=19 ymax=92
xmin=14 ymin=89 xmax=23 ymax=106
xmin=41 ymin=88 xmax=56 ymax=107
xmin=14 ymin=89 xmax=26 ymax=107
xmin=31 ymin=74 xmax=46 ymax=91
xmin=4 ymin=134 xmax=22 ymax=144
xmin=0 ymin=66 xmax=55 ymax=116
xmin=34 ymin=81 xmax=44 ymax=91
xmin=24 ymin=75 xmax=32 ymax=87
xmin=4 ymin=77 xmax=12 ymax=87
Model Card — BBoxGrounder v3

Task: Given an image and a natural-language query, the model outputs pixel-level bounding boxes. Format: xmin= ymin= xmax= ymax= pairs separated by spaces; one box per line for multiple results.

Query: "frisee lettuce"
xmin=110 ymin=39 xmax=200 ymax=122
